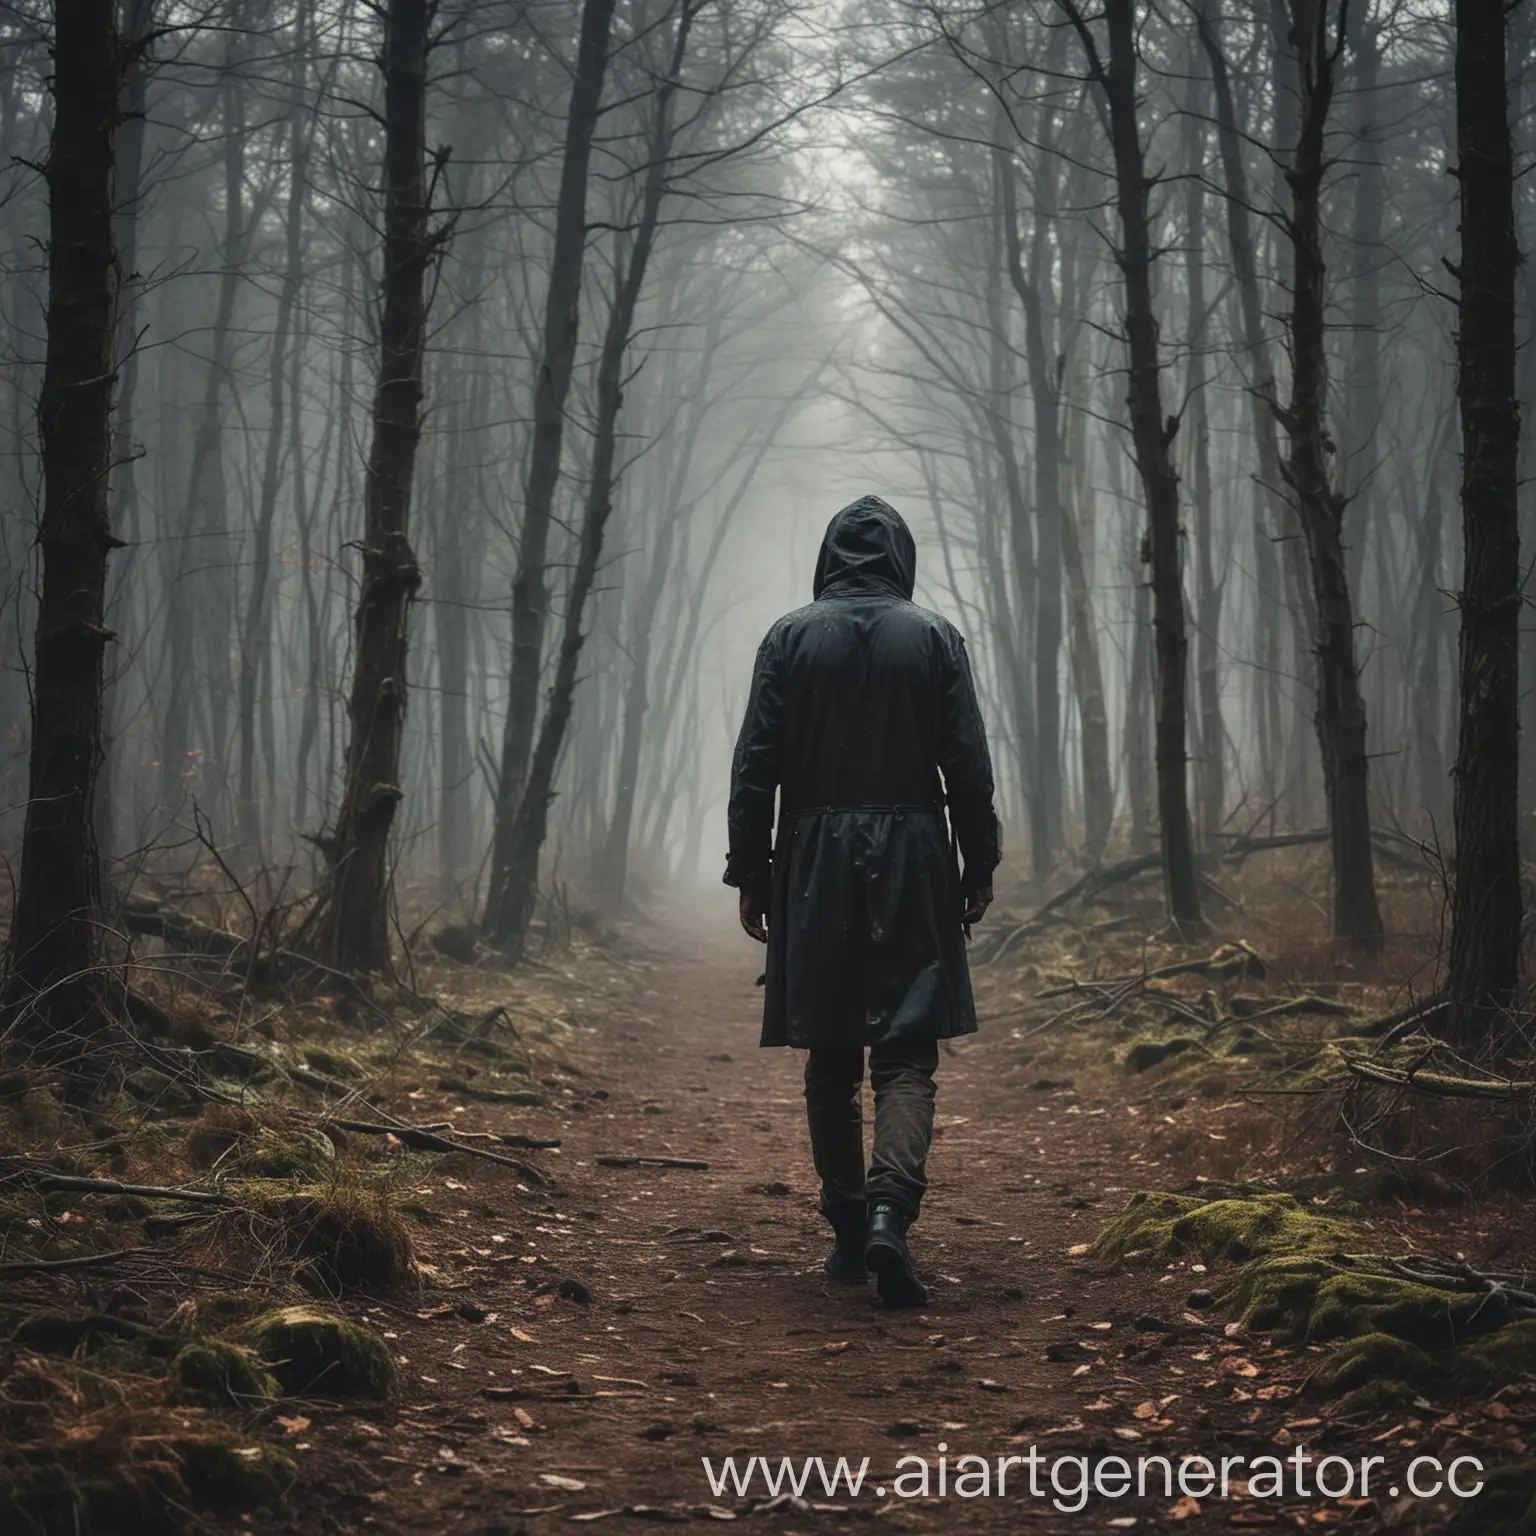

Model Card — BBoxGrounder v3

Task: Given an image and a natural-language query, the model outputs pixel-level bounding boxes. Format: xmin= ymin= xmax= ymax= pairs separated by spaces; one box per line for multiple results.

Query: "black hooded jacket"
xmin=725 ymin=495 xmax=1001 ymax=1048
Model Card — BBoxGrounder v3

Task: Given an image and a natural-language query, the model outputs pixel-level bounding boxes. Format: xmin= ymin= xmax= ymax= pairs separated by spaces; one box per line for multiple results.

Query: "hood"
xmin=812 ymin=495 xmax=916 ymax=600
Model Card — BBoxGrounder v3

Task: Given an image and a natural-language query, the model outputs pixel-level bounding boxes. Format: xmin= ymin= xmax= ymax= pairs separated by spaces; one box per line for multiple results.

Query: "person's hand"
xmin=962 ymin=884 xmax=993 ymax=926
xmin=739 ymin=890 xmax=768 ymax=943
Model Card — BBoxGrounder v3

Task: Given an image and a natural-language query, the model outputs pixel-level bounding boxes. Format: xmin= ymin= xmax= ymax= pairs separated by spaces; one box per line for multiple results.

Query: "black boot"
xmin=823 ymin=1197 xmax=870 ymax=1283
xmin=865 ymin=1203 xmax=928 ymax=1307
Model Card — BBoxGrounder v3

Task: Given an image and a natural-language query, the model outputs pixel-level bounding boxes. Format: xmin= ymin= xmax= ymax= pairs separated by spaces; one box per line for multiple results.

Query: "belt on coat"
xmin=782 ymin=802 xmax=945 ymax=821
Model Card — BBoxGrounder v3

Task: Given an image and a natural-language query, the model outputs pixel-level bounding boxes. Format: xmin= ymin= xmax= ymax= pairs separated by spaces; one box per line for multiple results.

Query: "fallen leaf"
xmin=1169 ymin=1495 xmax=1202 ymax=1520
xmin=276 ymin=1415 xmax=310 ymax=1436
xmin=539 ymin=1473 xmax=587 ymax=1491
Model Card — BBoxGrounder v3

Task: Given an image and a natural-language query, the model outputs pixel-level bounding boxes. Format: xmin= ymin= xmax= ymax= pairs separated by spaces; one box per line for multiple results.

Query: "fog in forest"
xmin=0 ymin=0 xmax=1529 ymax=984
xmin=6 ymin=4 xmax=1536 ymax=1529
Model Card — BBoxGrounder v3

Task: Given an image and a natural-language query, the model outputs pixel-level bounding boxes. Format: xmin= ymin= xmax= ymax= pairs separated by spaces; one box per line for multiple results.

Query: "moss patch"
xmin=240 ymin=1306 xmax=394 ymax=1397
xmin=301 ymin=1045 xmax=365 ymax=1080
xmin=274 ymin=1185 xmax=415 ymax=1295
xmin=176 ymin=1438 xmax=295 ymax=1513
xmin=187 ymin=1107 xmax=334 ymax=1181
xmin=1309 ymin=1269 xmax=1509 ymax=1350
xmin=1455 ymin=1319 xmax=1536 ymax=1392
xmin=1095 ymin=1189 xmax=1355 ymax=1265
xmin=1124 ymin=1036 xmax=1203 ymax=1073
xmin=1316 ymin=1330 xmax=1436 ymax=1401
xmin=169 ymin=1340 xmax=278 ymax=1410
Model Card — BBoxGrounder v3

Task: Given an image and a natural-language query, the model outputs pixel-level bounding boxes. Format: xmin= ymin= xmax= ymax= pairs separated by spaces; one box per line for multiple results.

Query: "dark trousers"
xmin=803 ymin=1041 xmax=939 ymax=1225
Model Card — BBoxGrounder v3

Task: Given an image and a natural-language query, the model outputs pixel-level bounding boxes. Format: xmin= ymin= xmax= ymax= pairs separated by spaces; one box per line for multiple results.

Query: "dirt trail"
xmin=261 ymin=916 xmax=1468 ymax=1536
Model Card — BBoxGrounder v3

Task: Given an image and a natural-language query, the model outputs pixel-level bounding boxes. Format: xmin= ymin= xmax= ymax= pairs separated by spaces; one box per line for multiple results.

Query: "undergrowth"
xmin=0 ymin=892 xmax=602 ymax=1534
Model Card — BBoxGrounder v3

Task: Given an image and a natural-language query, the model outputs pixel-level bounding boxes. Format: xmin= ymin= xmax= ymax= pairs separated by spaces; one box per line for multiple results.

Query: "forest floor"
xmin=217 ymin=893 xmax=1534 ymax=1536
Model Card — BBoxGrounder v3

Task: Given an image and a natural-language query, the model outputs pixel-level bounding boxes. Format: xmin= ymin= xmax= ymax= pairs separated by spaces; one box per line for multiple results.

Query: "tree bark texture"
xmin=483 ymin=0 xmax=618 ymax=938
xmin=3 ymin=0 xmax=121 ymax=1037
xmin=1445 ymin=0 xmax=1522 ymax=1022
xmin=316 ymin=0 xmax=435 ymax=971
xmin=1277 ymin=0 xmax=1384 ymax=947
xmin=1064 ymin=0 xmax=1203 ymax=930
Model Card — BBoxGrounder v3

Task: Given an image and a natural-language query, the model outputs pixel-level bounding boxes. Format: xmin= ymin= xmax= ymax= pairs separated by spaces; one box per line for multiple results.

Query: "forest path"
xmin=266 ymin=909 xmax=1432 ymax=1536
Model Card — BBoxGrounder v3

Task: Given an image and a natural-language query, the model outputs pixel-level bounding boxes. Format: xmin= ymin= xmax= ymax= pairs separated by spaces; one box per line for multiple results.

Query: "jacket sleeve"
xmin=724 ymin=628 xmax=783 ymax=898
xmin=938 ymin=630 xmax=1001 ymax=889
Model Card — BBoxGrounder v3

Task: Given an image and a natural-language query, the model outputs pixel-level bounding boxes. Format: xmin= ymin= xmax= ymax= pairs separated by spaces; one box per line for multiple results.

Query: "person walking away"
xmin=724 ymin=495 xmax=1001 ymax=1306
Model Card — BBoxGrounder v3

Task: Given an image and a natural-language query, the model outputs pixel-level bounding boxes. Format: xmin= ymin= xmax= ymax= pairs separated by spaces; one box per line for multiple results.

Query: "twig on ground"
xmin=595 ymin=1155 xmax=710 ymax=1171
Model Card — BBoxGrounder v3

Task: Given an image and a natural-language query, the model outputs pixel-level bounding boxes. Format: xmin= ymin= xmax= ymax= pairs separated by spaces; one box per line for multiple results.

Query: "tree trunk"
xmin=1445 ymin=0 xmax=1522 ymax=1024
xmin=1276 ymin=0 xmax=1384 ymax=948
xmin=238 ymin=22 xmax=310 ymax=858
xmin=1196 ymin=0 xmax=1300 ymax=822
xmin=1063 ymin=0 xmax=1202 ymax=930
xmin=1340 ymin=11 xmax=1383 ymax=603
xmin=981 ymin=164 xmax=1045 ymax=873
xmin=1056 ymin=236 xmax=1113 ymax=862
xmin=1181 ymin=68 xmax=1224 ymax=847
xmin=1061 ymin=484 xmax=1112 ymax=863
xmin=3 ymin=0 xmax=121 ymax=1043
xmin=482 ymin=0 xmax=618 ymax=938
xmin=1413 ymin=427 xmax=1452 ymax=822
xmin=98 ymin=0 xmax=152 ymax=865
xmin=485 ymin=3 xmax=696 ymax=955
xmin=996 ymin=103 xmax=1064 ymax=868
xmin=434 ymin=376 xmax=479 ymax=889
xmin=314 ymin=0 xmax=436 ymax=972
xmin=161 ymin=43 xmax=246 ymax=812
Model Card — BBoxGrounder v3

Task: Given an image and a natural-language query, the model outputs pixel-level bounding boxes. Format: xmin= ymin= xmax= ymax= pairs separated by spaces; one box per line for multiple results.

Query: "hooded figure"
xmin=725 ymin=494 xmax=1001 ymax=1305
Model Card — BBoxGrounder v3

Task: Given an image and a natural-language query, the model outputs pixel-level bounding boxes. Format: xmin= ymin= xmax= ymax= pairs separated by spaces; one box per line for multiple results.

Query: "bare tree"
xmin=484 ymin=0 xmax=699 ymax=954
xmin=482 ymin=0 xmax=618 ymax=939
xmin=1274 ymin=0 xmax=1383 ymax=947
xmin=311 ymin=0 xmax=443 ymax=972
xmin=1060 ymin=0 xmax=1203 ymax=932
xmin=3 ymin=0 xmax=122 ymax=1044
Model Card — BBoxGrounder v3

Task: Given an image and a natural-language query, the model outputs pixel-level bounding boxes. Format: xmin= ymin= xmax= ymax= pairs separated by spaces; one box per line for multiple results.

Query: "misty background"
xmin=0 ymin=0 xmax=1520 ymax=941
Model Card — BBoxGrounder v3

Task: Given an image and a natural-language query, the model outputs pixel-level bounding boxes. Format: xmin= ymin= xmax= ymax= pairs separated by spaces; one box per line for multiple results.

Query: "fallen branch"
xmin=0 ymin=1247 xmax=153 ymax=1278
xmin=7 ymin=1170 xmax=229 ymax=1206
xmin=1217 ymin=828 xmax=1424 ymax=873
xmin=328 ymin=1117 xmax=554 ymax=1186
xmin=1204 ymin=995 xmax=1355 ymax=1039
xmin=1340 ymin=1055 xmax=1533 ymax=1099
xmin=438 ymin=1077 xmax=545 ymax=1106
xmin=119 ymin=895 xmax=277 ymax=980
xmin=595 ymin=1155 xmax=710 ymax=1171
xmin=1384 ymin=1255 xmax=1536 ymax=1311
